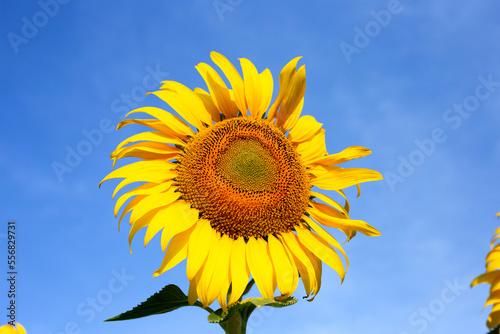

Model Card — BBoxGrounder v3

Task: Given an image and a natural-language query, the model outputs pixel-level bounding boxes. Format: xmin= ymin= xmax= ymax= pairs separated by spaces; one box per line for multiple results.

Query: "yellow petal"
xmin=110 ymin=171 xmax=176 ymax=199
xmin=228 ymin=237 xmax=250 ymax=306
xmin=309 ymin=191 xmax=349 ymax=217
xmin=111 ymin=142 xmax=181 ymax=168
xmin=186 ymin=219 xmax=215 ymax=280
xmin=210 ymin=51 xmax=247 ymax=114
xmin=487 ymin=249 xmax=500 ymax=265
xmin=188 ymin=265 xmax=203 ymax=305
xmin=309 ymin=146 xmax=372 ymax=166
xmin=296 ymin=129 xmax=327 ymax=163
xmin=471 ymin=271 xmax=500 ymax=287
xmin=301 ymin=243 xmax=322 ymax=299
xmin=144 ymin=200 xmax=198 ymax=248
xmin=276 ymin=65 xmax=306 ymax=129
xmin=197 ymin=228 xmax=220 ymax=306
xmin=484 ymin=290 xmax=500 ymax=308
xmin=115 ymin=131 xmax=184 ymax=150
xmin=335 ymin=189 xmax=351 ymax=213
xmin=280 ymin=232 xmax=316 ymax=297
xmin=117 ymin=118 xmax=188 ymax=139
xmin=487 ymin=258 xmax=500 ymax=272
xmin=287 ymin=115 xmax=323 ymax=143
xmin=152 ymin=89 xmax=205 ymax=130
xmin=258 ymin=69 xmax=274 ymax=118
xmin=194 ymin=87 xmax=221 ymax=122
xmin=239 ymin=58 xmax=263 ymax=119
xmin=118 ymin=194 xmax=144 ymax=226
xmin=311 ymin=167 xmax=383 ymax=191
xmin=488 ymin=304 xmax=500 ymax=328
xmin=217 ymin=278 xmax=231 ymax=313
xmin=491 ymin=227 xmax=500 ymax=246
xmin=128 ymin=206 xmax=164 ymax=251
xmin=295 ymin=223 xmax=345 ymax=282
xmin=153 ymin=223 xmax=196 ymax=277
xmin=292 ymin=253 xmax=312 ymax=297
xmin=159 ymin=201 xmax=200 ymax=251
xmin=309 ymin=202 xmax=381 ymax=237
xmin=159 ymin=81 xmax=213 ymax=126
xmin=279 ymin=237 xmax=300 ymax=297
xmin=246 ymin=237 xmax=276 ymax=299
xmin=302 ymin=215 xmax=349 ymax=271
xmin=268 ymin=235 xmax=298 ymax=298
xmin=307 ymin=164 xmax=331 ymax=177
xmin=114 ymin=182 xmax=171 ymax=216
xmin=125 ymin=106 xmax=194 ymax=136
xmin=282 ymin=97 xmax=303 ymax=132
xmin=267 ymin=57 xmax=302 ymax=122
xmin=128 ymin=187 xmax=180 ymax=226
xmin=100 ymin=160 xmax=175 ymax=187
xmin=17 ymin=324 xmax=26 ymax=334
xmin=196 ymin=62 xmax=238 ymax=118
xmin=207 ymin=235 xmax=233 ymax=308
xmin=0 ymin=325 xmax=16 ymax=334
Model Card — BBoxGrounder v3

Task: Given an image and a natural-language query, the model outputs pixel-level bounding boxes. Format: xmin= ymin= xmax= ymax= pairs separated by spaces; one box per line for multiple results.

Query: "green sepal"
xmin=104 ymin=284 xmax=206 ymax=322
xmin=208 ymin=296 xmax=298 ymax=324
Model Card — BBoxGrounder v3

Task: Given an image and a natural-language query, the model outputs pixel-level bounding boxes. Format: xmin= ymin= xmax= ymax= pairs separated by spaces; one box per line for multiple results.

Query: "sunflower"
xmin=471 ymin=213 xmax=500 ymax=329
xmin=101 ymin=52 xmax=382 ymax=312
xmin=0 ymin=324 xmax=26 ymax=334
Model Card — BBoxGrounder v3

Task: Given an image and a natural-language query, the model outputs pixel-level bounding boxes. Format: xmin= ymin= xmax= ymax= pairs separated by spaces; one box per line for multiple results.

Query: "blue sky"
xmin=1 ymin=1 xmax=500 ymax=333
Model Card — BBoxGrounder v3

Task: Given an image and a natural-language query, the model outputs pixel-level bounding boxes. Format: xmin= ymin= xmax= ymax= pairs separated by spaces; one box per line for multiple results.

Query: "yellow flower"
xmin=0 ymin=323 xmax=26 ymax=334
xmin=472 ymin=213 xmax=500 ymax=328
xmin=101 ymin=52 xmax=382 ymax=312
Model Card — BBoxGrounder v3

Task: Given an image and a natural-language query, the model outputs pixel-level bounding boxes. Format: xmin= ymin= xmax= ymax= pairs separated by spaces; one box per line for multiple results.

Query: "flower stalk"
xmin=219 ymin=309 xmax=249 ymax=334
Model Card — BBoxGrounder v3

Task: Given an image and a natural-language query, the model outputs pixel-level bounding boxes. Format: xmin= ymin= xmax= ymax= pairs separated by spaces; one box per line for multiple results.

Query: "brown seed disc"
xmin=176 ymin=117 xmax=310 ymax=239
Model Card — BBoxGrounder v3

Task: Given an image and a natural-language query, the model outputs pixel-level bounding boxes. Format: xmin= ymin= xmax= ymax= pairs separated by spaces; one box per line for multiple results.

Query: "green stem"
xmin=219 ymin=305 xmax=256 ymax=334
xmin=220 ymin=310 xmax=245 ymax=334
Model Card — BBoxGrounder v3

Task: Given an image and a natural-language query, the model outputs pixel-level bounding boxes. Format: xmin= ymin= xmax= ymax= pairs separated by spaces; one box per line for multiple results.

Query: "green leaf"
xmin=208 ymin=296 xmax=298 ymax=324
xmin=105 ymin=284 xmax=205 ymax=322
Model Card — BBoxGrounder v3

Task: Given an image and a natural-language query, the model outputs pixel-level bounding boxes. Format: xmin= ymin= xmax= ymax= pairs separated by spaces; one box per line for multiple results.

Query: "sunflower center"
xmin=218 ymin=138 xmax=277 ymax=192
xmin=176 ymin=117 xmax=310 ymax=239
